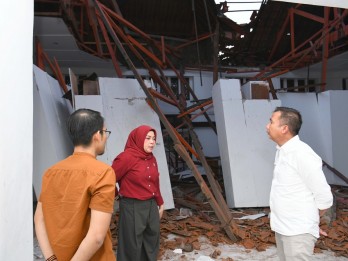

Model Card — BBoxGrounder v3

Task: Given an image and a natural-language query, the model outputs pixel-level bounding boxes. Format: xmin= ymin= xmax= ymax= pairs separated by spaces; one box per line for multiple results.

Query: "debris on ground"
xmin=109 ymin=185 xmax=348 ymax=259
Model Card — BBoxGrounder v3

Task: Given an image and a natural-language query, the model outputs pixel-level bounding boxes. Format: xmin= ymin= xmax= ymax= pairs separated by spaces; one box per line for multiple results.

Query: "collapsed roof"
xmin=34 ymin=0 xmax=348 ymax=75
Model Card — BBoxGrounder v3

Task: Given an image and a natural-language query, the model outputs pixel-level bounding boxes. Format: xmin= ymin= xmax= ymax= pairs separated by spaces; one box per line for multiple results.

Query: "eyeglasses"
xmin=100 ymin=129 xmax=111 ymax=138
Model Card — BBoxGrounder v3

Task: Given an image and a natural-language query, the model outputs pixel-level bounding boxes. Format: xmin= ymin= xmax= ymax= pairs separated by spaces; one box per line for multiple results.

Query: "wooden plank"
xmin=83 ymin=80 xmax=100 ymax=95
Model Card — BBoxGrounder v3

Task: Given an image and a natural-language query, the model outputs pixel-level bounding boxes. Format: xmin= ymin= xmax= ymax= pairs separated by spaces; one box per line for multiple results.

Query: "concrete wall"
xmin=279 ymin=91 xmax=348 ymax=185
xmin=213 ymin=79 xmax=348 ymax=207
xmin=0 ymin=0 xmax=34 ymax=259
xmin=212 ymin=79 xmax=281 ymax=208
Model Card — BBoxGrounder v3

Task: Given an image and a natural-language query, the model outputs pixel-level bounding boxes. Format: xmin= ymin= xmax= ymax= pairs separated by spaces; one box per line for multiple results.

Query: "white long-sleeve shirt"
xmin=270 ymin=135 xmax=333 ymax=238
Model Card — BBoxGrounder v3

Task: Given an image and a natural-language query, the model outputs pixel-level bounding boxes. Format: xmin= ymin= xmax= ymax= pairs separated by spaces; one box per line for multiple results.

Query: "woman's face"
xmin=143 ymin=131 xmax=156 ymax=153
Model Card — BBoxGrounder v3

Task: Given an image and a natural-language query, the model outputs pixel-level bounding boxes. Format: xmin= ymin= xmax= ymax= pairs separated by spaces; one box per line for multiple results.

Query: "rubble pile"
xmin=109 ymin=185 xmax=348 ymax=258
xmin=159 ymin=207 xmax=274 ymax=256
xmin=316 ymin=188 xmax=348 ymax=257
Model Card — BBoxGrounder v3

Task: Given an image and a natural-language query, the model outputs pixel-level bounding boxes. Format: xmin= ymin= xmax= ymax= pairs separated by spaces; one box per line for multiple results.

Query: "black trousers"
xmin=117 ymin=197 xmax=160 ymax=261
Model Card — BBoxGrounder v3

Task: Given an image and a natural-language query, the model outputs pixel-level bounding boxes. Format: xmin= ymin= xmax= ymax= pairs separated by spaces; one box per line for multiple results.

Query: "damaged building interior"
xmin=1 ymin=0 xmax=348 ymax=260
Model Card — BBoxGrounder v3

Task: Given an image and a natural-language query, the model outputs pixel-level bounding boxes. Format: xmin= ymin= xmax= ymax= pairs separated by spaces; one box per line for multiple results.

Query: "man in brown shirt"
xmin=34 ymin=109 xmax=116 ymax=261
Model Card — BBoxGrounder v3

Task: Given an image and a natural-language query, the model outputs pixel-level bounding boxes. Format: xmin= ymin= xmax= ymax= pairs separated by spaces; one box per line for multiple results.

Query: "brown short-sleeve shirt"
xmin=39 ymin=152 xmax=116 ymax=261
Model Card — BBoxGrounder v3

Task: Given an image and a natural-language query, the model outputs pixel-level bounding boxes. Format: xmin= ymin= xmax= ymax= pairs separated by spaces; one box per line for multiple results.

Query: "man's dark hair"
xmin=67 ymin=109 xmax=104 ymax=146
xmin=274 ymin=106 xmax=302 ymax=136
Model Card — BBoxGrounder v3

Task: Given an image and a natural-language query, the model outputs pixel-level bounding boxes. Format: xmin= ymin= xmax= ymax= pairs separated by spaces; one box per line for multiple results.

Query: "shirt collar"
xmin=276 ymin=135 xmax=300 ymax=151
xmin=73 ymin=152 xmax=95 ymax=158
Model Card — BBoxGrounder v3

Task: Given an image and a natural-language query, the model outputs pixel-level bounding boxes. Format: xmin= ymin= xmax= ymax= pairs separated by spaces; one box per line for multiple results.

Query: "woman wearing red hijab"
xmin=112 ymin=125 xmax=164 ymax=261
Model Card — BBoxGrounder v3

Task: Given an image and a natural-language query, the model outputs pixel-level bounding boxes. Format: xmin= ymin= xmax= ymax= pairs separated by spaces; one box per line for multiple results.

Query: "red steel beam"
xmin=85 ymin=0 xmax=103 ymax=56
xmin=177 ymin=99 xmax=212 ymax=118
xmin=267 ymin=78 xmax=278 ymax=100
xmin=174 ymin=33 xmax=215 ymax=51
xmin=255 ymin=9 xmax=348 ymax=80
xmin=267 ymin=69 xmax=290 ymax=79
xmin=96 ymin=9 xmax=123 ymax=77
xmin=99 ymin=3 xmax=151 ymax=41
xmin=36 ymin=36 xmax=68 ymax=94
xmin=53 ymin=57 xmax=69 ymax=93
xmin=174 ymin=130 xmax=199 ymax=159
xmin=35 ymin=39 xmax=45 ymax=70
xmin=269 ymin=13 xmax=290 ymax=60
xmin=290 ymin=8 xmax=295 ymax=55
xmin=321 ymin=7 xmax=329 ymax=92
xmin=292 ymin=8 xmax=325 ymax=24
xmin=127 ymin=35 xmax=164 ymax=67
xmin=99 ymin=3 xmax=175 ymax=57
xmin=270 ymin=6 xmax=341 ymax=61
xmin=102 ymin=10 xmax=179 ymax=104
xmin=175 ymin=105 xmax=213 ymax=130
xmin=148 ymin=88 xmax=178 ymax=107
xmin=161 ymin=36 xmax=165 ymax=65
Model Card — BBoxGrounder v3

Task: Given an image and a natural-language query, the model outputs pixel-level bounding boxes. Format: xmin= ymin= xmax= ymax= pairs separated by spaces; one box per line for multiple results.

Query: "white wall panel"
xmin=278 ymin=92 xmax=348 ymax=185
xmin=212 ymin=80 xmax=236 ymax=206
xmin=316 ymin=92 xmax=333 ymax=164
xmin=240 ymin=101 xmax=280 ymax=205
xmin=32 ymin=66 xmax=74 ymax=197
xmin=319 ymin=91 xmax=348 ymax=185
xmin=277 ymin=93 xmax=326 ymax=156
xmin=213 ymin=79 xmax=280 ymax=207
xmin=33 ymin=79 xmax=59 ymax=197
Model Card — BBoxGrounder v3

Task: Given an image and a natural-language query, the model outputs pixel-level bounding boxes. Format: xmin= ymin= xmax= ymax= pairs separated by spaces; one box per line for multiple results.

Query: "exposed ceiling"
xmin=34 ymin=16 xmax=114 ymax=70
xmin=34 ymin=0 xmax=224 ymax=71
xmin=33 ymin=0 xmax=348 ymax=76
xmin=220 ymin=1 xmax=348 ymax=67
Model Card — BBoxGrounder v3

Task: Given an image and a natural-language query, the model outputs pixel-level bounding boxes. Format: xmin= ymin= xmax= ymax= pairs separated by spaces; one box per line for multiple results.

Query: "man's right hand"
xmin=319 ymin=228 xmax=328 ymax=237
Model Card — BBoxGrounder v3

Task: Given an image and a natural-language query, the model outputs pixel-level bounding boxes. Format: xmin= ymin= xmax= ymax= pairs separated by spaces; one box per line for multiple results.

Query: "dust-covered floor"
xmin=33 ymin=185 xmax=348 ymax=260
xmin=34 ymin=235 xmax=348 ymax=261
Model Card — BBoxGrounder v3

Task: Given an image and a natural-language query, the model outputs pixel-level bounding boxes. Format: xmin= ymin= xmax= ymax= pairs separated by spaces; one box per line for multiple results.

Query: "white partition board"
xmin=316 ymin=92 xmax=339 ymax=184
xmin=316 ymin=92 xmax=333 ymax=164
xmin=33 ymin=79 xmax=60 ymax=197
xmin=95 ymin=78 xmax=174 ymax=209
xmin=325 ymin=91 xmax=348 ymax=185
xmin=278 ymin=92 xmax=348 ymax=185
xmin=277 ymin=93 xmax=326 ymax=157
xmin=33 ymin=66 xmax=74 ymax=196
xmin=213 ymin=79 xmax=280 ymax=208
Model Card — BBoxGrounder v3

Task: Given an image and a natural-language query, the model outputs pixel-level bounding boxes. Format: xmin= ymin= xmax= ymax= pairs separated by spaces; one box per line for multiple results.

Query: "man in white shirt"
xmin=266 ymin=106 xmax=333 ymax=261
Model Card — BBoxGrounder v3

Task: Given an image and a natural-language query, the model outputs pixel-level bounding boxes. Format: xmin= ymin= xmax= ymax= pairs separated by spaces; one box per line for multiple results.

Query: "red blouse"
xmin=111 ymin=125 xmax=164 ymax=206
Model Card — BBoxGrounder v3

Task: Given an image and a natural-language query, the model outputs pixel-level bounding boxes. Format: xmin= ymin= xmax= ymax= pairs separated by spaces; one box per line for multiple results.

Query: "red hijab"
xmin=124 ymin=125 xmax=157 ymax=160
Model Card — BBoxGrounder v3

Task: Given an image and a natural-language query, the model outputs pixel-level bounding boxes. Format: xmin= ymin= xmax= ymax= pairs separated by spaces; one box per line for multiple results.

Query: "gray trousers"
xmin=275 ymin=232 xmax=317 ymax=261
xmin=117 ymin=197 xmax=160 ymax=261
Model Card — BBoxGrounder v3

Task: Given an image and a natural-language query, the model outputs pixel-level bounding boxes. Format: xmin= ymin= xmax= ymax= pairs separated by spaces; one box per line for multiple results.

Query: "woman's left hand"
xmin=158 ymin=205 xmax=164 ymax=219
